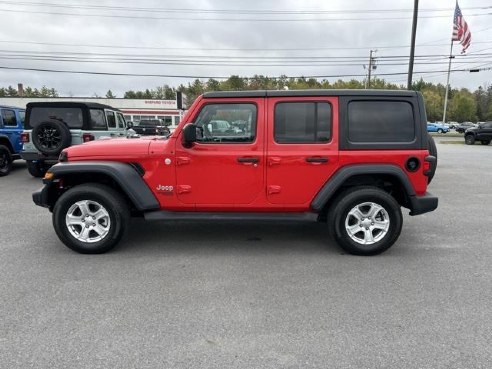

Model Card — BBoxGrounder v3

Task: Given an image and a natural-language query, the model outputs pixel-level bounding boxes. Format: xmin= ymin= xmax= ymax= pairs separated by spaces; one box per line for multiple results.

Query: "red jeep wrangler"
xmin=33 ymin=90 xmax=438 ymax=255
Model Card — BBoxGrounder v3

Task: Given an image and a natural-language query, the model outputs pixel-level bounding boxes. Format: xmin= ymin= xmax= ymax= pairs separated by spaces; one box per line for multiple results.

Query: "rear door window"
xmin=29 ymin=107 xmax=83 ymax=129
xmin=274 ymin=102 xmax=332 ymax=143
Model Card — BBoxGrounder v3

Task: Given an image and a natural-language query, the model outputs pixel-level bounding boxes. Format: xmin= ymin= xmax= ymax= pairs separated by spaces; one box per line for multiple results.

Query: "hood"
xmin=65 ymin=137 xmax=157 ymax=159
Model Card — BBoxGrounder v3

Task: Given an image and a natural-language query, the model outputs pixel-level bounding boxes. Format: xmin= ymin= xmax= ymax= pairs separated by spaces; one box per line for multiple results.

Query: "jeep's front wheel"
xmin=53 ymin=184 xmax=129 ymax=254
xmin=328 ymin=187 xmax=402 ymax=255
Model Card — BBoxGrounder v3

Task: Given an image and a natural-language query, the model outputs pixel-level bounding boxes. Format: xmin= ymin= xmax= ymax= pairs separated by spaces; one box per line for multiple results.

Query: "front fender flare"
xmin=47 ymin=161 xmax=160 ymax=211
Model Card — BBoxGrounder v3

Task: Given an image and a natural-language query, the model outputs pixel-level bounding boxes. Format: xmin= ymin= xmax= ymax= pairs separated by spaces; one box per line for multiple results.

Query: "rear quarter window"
xmin=348 ymin=101 xmax=415 ymax=143
xmin=29 ymin=107 xmax=83 ymax=129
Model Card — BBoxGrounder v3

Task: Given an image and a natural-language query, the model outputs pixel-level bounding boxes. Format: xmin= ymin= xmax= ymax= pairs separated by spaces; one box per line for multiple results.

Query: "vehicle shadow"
xmin=9 ymin=160 xmax=27 ymax=173
xmin=118 ymin=218 xmax=342 ymax=256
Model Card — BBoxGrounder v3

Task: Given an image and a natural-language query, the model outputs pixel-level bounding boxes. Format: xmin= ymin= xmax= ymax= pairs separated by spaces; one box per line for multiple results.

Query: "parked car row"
xmin=426 ymin=121 xmax=484 ymax=134
xmin=0 ymin=101 xmax=169 ymax=177
xmin=0 ymin=106 xmax=25 ymax=176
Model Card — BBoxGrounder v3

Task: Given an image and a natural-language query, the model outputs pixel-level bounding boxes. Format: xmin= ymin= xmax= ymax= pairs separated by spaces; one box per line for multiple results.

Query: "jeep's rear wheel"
xmin=465 ymin=135 xmax=475 ymax=145
xmin=26 ymin=160 xmax=48 ymax=178
xmin=53 ymin=184 xmax=129 ymax=254
xmin=328 ymin=187 xmax=402 ymax=255
xmin=480 ymin=140 xmax=490 ymax=145
xmin=32 ymin=121 xmax=71 ymax=155
xmin=0 ymin=145 xmax=12 ymax=176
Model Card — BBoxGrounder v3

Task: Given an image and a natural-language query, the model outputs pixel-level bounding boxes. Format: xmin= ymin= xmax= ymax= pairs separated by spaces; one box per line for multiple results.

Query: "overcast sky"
xmin=0 ymin=0 xmax=490 ymax=97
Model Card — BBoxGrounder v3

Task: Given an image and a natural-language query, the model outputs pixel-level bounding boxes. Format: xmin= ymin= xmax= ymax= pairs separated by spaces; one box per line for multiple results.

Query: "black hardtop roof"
xmin=0 ymin=105 xmax=25 ymax=110
xmin=203 ymin=89 xmax=418 ymax=98
xmin=26 ymin=101 xmax=119 ymax=111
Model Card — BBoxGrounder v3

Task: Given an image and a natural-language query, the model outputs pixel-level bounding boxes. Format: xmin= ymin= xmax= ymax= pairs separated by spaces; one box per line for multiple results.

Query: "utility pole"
xmin=366 ymin=50 xmax=376 ymax=89
xmin=407 ymin=0 xmax=419 ymax=89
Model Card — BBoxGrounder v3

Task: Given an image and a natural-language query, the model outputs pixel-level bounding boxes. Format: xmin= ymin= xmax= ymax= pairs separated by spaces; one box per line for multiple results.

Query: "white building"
xmin=0 ymin=97 xmax=183 ymax=127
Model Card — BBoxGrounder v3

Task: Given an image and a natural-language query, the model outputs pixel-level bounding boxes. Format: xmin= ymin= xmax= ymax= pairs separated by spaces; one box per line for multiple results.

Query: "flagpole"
xmin=442 ymin=40 xmax=454 ymax=123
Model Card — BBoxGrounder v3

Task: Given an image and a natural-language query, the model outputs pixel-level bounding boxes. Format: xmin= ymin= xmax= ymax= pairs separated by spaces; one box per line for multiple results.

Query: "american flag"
xmin=452 ymin=2 xmax=471 ymax=53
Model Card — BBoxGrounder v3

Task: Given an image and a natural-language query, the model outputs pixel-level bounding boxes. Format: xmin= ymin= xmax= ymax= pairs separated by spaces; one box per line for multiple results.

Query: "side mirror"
xmin=126 ymin=121 xmax=133 ymax=129
xmin=182 ymin=123 xmax=197 ymax=147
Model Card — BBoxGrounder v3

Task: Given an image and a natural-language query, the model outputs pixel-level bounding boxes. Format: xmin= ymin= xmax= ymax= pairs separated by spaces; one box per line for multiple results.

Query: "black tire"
xmin=53 ymin=183 xmax=130 ymax=254
xmin=26 ymin=160 xmax=48 ymax=178
xmin=465 ymin=134 xmax=475 ymax=145
xmin=427 ymin=134 xmax=437 ymax=184
xmin=0 ymin=145 xmax=13 ymax=176
xmin=437 ymin=128 xmax=443 ymax=134
xmin=480 ymin=140 xmax=490 ymax=146
xmin=32 ymin=121 xmax=71 ymax=155
xmin=328 ymin=186 xmax=402 ymax=256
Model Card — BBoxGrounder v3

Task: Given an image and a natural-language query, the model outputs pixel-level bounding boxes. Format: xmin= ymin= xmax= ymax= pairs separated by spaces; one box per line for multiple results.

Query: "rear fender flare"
xmin=311 ymin=164 xmax=416 ymax=212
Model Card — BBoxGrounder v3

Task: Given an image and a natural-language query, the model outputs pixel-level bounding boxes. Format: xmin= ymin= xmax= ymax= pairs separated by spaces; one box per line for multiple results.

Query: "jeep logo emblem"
xmin=156 ymin=185 xmax=173 ymax=192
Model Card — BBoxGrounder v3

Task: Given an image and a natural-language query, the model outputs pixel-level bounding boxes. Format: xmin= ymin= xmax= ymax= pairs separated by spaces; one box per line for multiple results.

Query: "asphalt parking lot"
xmin=1 ymin=139 xmax=491 ymax=369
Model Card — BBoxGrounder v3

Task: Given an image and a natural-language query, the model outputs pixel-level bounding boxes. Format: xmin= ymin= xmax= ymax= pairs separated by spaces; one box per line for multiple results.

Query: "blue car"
xmin=0 ymin=105 xmax=25 ymax=176
xmin=427 ymin=122 xmax=449 ymax=134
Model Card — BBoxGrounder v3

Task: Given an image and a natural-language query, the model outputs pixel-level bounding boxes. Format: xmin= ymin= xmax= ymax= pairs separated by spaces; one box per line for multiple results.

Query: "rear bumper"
xmin=21 ymin=152 xmax=58 ymax=162
xmin=408 ymin=192 xmax=438 ymax=216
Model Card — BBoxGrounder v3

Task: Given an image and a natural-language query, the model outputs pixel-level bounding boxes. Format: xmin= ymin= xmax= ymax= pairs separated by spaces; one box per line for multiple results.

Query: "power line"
xmin=1 ymin=1 xmax=490 ymax=15
xmin=0 ymin=48 xmax=489 ymax=60
xmin=0 ymin=65 xmax=487 ymax=79
xmin=0 ymin=7 xmax=490 ymax=22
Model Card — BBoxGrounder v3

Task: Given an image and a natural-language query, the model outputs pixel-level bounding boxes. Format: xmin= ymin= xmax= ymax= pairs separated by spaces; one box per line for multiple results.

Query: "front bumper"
xmin=408 ymin=192 xmax=438 ymax=216
xmin=32 ymin=184 xmax=52 ymax=209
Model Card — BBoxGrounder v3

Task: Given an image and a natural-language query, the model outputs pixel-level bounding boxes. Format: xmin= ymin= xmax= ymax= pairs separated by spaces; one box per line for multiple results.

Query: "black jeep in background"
xmin=464 ymin=121 xmax=492 ymax=145
xmin=132 ymin=119 xmax=170 ymax=136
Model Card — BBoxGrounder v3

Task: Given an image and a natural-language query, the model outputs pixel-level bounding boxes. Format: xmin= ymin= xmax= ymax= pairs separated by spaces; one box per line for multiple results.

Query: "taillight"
xmin=21 ymin=132 xmax=30 ymax=143
xmin=82 ymin=133 xmax=95 ymax=143
xmin=59 ymin=150 xmax=68 ymax=162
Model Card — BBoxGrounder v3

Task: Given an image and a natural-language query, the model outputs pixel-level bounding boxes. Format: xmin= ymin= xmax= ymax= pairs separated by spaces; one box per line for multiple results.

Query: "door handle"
xmin=176 ymin=157 xmax=191 ymax=166
xmin=305 ymin=157 xmax=329 ymax=163
xmin=237 ymin=157 xmax=259 ymax=164
xmin=268 ymin=157 xmax=281 ymax=166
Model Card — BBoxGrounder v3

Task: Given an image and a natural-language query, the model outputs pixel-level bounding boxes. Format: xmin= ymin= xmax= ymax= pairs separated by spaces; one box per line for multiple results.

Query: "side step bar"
xmin=144 ymin=211 xmax=319 ymax=222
